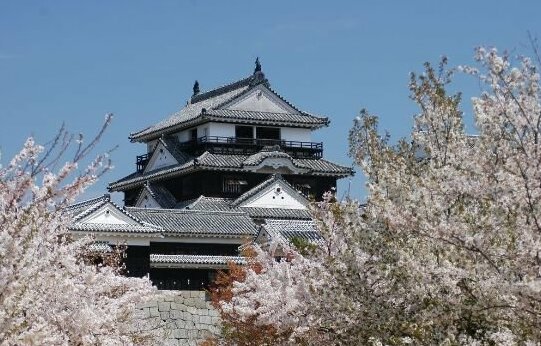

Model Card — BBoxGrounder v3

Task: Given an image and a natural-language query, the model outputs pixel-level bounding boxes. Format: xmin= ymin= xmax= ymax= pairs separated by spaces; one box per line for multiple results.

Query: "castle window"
xmin=223 ymin=177 xmax=247 ymax=194
xmin=235 ymin=126 xmax=253 ymax=139
xmin=256 ymin=127 xmax=280 ymax=140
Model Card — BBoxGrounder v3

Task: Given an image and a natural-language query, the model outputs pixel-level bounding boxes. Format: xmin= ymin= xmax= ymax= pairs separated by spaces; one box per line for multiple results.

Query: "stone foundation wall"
xmin=137 ymin=291 xmax=221 ymax=346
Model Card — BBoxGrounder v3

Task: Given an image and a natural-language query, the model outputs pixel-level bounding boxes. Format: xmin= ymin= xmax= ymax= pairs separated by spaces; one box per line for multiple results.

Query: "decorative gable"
xmin=240 ymin=180 xmax=308 ymax=210
xmin=135 ymin=188 xmax=161 ymax=208
xmin=77 ymin=204 xmax=141 ymax=225
xmin=225 ymin=85 xmax=296 ymax=114
xmin=144 ymin=141 xmax=178 ymax=173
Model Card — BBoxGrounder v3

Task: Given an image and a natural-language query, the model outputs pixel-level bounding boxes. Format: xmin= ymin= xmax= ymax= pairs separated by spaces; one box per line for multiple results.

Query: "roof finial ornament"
xmin=192 ymin=80 xmax=200 ymax=96
xmin=254 ymin=57 xmax=262 ymax=74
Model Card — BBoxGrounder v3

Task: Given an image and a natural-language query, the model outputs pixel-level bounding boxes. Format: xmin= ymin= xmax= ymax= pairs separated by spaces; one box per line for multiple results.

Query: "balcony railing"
xmin=181 ymin=136 xmax=323 ymax=158
xmin=136 ymin=153 xmax=150 ymax=172
xmin=136 ymin=136 xmax=323 ymax=172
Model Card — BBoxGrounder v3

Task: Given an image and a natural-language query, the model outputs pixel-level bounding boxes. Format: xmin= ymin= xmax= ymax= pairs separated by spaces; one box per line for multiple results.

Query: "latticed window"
xmin=222 ymin=177 xmax=247 ymax=194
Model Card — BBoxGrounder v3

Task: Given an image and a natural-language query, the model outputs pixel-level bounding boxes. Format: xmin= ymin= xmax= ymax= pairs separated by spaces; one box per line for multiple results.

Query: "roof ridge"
xmin=190 ymin=75 xmax=254 ymax=104
xmin=66 ymin=194 xmax=110 ymax=211
xmin=126 ymin=206 xmax=247 ymax=215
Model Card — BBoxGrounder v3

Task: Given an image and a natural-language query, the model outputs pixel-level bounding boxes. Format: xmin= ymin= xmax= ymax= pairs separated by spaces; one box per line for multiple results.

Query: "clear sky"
xmin=1 ymin=1 xmax=540 ymax=202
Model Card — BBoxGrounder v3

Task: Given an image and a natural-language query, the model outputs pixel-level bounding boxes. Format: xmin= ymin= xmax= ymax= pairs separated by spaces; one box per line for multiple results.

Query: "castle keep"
xmin=68 ymin=60 xmax=352 ymax=290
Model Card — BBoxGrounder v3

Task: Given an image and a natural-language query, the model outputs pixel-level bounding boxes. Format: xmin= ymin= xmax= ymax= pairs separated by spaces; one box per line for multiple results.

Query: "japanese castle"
xmin=68 ymin=59 xmax=353 ymax=290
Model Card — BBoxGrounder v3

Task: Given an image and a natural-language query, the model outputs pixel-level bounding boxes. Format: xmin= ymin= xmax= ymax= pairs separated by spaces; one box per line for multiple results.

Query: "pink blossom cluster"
xmin=217 ymin=48 xmax=541 ymax=345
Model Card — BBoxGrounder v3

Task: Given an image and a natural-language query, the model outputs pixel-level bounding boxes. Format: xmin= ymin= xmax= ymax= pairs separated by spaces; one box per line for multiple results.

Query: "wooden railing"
xmin=136 ymin=136 xmax=324 ymax=171
xmin=136 ymin=153 xmax=150 ymax=172
xmin=185 ymin=136 xmax=323 ymax=150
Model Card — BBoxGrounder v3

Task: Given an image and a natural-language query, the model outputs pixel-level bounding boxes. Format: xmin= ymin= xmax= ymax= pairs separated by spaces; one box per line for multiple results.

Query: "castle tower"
xmin=68 ymin=61 xmax=352 ymax=290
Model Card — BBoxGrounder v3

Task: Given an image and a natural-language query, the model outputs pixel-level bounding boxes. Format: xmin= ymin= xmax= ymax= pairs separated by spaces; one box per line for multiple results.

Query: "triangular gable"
xmin=223 ymin=84 xmax=297 ymax=114
xmin=237 ymin=178 xmax=308 ymax=210
xmin=134 ymin=187 xmax=161 ymax=208
xmin=76 ymin=202 xmax=144 ymax=226
xmin=144 ymin=141 xmax=179 ymax=173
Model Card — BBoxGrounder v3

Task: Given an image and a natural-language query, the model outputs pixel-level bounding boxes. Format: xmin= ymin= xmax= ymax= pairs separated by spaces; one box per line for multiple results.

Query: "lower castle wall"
xmin=137 ymin=291 xmax=221 ymax=346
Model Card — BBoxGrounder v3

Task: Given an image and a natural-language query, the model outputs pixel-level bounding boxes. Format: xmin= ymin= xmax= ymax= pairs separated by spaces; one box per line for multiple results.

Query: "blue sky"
xmin=1 ymin=1 xmax=540 ymax=202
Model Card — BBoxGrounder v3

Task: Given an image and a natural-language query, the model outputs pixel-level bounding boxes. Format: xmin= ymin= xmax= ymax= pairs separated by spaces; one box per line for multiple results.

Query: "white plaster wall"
xmin=280 ymin=127 xmax=311 ymax=142
xmin=145 ymin=145 xmax=178 ymax=172
xmin=227 ymin=86 xmax=292 ymax=114
xmin=135 ymin=191 xmax=161 ymax=209
xmin=243 ymin=182 xmax=307 ymax=210
xmin=207 ymin=122 xmax=235 ymax=138
xmin=80 ymin=205 xmax=135 ymax=225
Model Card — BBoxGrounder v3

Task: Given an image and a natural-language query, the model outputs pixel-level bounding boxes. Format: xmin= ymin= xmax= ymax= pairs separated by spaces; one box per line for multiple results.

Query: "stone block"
xmin=175 ymin=319 xmax=186 ymax=329
xmin=160 ymin=311 xmax=170 ymax=320
xmin=164 ymin=338 xmax=179 ymax=346
xmin=140 ymin=307 xmax=151 ymax=319
xmin=137 ymin=300 xmax=156 ymax=309
xmin=200 ymin=315 xmax=211 ymax=324
xmin=174 ymin=295 xmax=186 ymax=303
xmin=170 ymin=310 xmax=184 ymax=320
xmin=149 ymin=307 xmax=159 ymax=317
xmin=194 ymin=299 xmax=207 ymax=309
xmin=158 ymin=301 xmax=171 ymax=312
xmin=174 ymin=328 xmax=187 ymax=339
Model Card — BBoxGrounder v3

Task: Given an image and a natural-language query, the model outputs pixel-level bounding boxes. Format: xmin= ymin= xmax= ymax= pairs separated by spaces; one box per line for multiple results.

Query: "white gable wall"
xmin=79 ymin=204 xmax=138 ymax=225
xmin=144 ymin=143 xmax=178 ymax=173
xmin=135 ymin=189 xmax=161 ymax=208
xmin=227 ymin=86 xmax=293 ymax=114
xmin=243 ymin=182 xmax=307 ymax=210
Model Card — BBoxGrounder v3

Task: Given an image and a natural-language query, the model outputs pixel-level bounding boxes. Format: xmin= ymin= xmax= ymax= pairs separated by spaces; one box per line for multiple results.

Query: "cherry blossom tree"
xmin=213 ymin=47 xmax=541 ymax=345
xmin=0 ymin=115 xmax=160 ymax=345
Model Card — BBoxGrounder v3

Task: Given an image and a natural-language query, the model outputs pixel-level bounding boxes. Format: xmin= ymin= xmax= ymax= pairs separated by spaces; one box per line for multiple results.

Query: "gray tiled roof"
xmin=87 ymin=241 xmax=113 ymax=252
xmin=263 ymin=219 xmax=322 ymax=243
xmin=150 ymin=254 xmax=246 ymax=267
xmin=197 ymin=152 xmax=247 ymax=168
xmin=130 ymin=85 xmax=249 ymax=141
xmin=66 ymin=194 xmax=110 ymax=219
xmin=240 ymin=207 xmax=312 ymax=220
xmin=109 ymin=158 xmax=197 ymax=191
xmin=204 ymin=109 xmax=327 ymax=127
xmin=127 ymin=207 xmax=258 ymax=237
xmin=293 ymin=158 xmax=353 ymax=175
xmin=69 ymin=223 xmax=162 ymax=234
xmin=109 ymin=149 xmax=352 ymax=191
xmin=184 ymin=196 xmax=234 ymax=211
xmin=129 ymin=73 xmax=328 ymax=142
xmin=243 ymin=149 xmax=294 ymax=166
xmin=179 ymin=195 xmax=311 ymax=219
